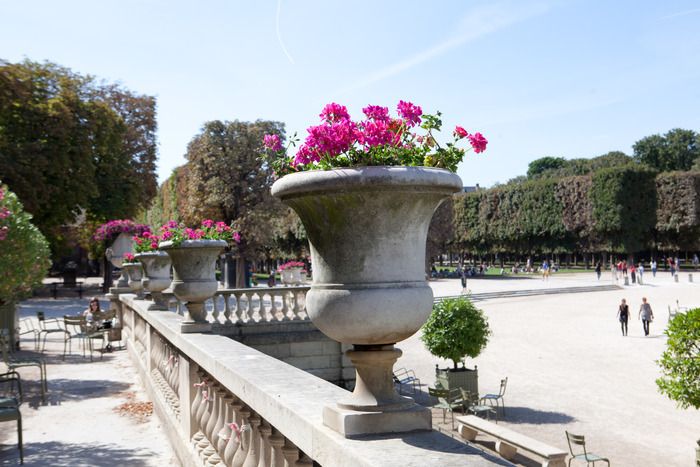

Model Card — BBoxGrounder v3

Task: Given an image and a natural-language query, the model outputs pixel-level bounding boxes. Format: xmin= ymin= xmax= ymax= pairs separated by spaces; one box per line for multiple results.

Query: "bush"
xmin=0 ymin=183 xmax=51 ymax=304
xmin=657 ymin=308 xmax=700 ymax=409
xmin=421 ymin=296 xmax=491 ymax=369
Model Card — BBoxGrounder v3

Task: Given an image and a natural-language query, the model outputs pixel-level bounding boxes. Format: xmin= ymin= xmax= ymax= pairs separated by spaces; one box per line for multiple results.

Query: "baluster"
xmin=233 ymin=292 xmax=244 ymax=323
xmin=211 ymin=387 xmax=227 ymax=455
xmin=211 ymin=295 xmax=220 ymax=324
xmin=295 ymin=455 xmax=313 ymax=467
xmin=196 ymin=380 xmax=213 ymax=454
xmin=242 ymin=414 xmax=261 ymax=467
xmin=268 ymin=429 xmax=286 ymax=467
xmin=202 ymin=383 xmax=221 ymax=461
xmin=290 ymin=292 xmax=301 ymax=320
xmin=191 ymin=372 xmax=206 ymax=446
xmin=253 ymin=292 xmax=263 ymax=322
xmin=216 ymin=394 xmax=235 ymax=457
xmin=281 ymin=291 xmax=291 ymax=321
xmin=232 ymin=407 xmax=251 ymax=467
xmin=267 ymin=291 xmax=277 ymax=322
xmin=257 ymin=421 xmax=272 ymax=467
xmin=223 ymin=292 xmax=232 ymax=324
xmin=281 ymin=441 xmax=299 ymax=467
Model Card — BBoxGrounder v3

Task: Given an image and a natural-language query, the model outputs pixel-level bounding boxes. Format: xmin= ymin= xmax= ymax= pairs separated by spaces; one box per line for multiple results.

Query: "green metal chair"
xmin=63 ymin=316 xmax=104 ymax=361
xmin=480 ymin=376 xmax=507 ymax=416
xmin=0 ymin=329 xmax=46 ymax=403
xmin=428 ymin=387 xmax=464 ymax=429
xmin=0 ymin=370 xmax=23 ymax=464
xmin=460 ymin=387 xmax=498 ymax=421
xmin=37 ymin=311 xmax=69 ymax=352
xmin=565 ymin=431 xmax=610 ymax=466
xmin=19 ymin=318 xmax=39 ymax=351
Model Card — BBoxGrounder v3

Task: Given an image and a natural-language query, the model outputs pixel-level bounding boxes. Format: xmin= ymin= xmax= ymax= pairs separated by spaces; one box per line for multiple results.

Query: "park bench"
xmin=456 ymin=414 xmax=567 ymax=467
xmin=50 ymin=277 xmax=84 ymax=299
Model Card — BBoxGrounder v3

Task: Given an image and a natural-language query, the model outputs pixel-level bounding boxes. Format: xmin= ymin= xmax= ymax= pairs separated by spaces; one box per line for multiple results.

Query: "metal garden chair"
xmin=429 ymin=387 xmax=464 ymax=429
xmin=37 ymin=311 xmax=69 ymax=352
xmin=63 ymin=316 xmax=104 ymax=361
xmin=480 ymin=376 xmax=508 ymax=416
xmin=393 ymin=367 xmax=421 ymax=395
xmin=565 ymin=431 xmax=610 ymax=466
xmin=460 ymin=388 xmax=498 ymax=421
xmin=19 ymin=318 xmax=39 ymax=350
xmin=0 ymin=329 xmax=46 ymax=403
xmin=0 ymin=370 xmax=23 ymax=464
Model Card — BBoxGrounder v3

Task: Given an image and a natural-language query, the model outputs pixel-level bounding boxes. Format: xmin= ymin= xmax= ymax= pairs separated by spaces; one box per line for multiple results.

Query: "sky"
xmin=2 ymin=0 xmax=700 ymax=187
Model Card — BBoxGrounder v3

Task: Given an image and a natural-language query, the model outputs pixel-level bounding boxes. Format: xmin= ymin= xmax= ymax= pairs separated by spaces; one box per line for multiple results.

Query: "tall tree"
xmin=183 ymin=119 xmax=287 ymax=286
xmin=634 ymin=129 xmax=700 ymax=172
xmin=526 ymin=156 xmax=566 ymax=178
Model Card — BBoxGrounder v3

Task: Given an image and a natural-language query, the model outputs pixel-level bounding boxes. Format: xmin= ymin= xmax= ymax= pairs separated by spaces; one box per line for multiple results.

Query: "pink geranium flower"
xmin=453 ymin=126 xmax=468 ymax=139
xmin=468 ymin=132 xmax=488 ymax=153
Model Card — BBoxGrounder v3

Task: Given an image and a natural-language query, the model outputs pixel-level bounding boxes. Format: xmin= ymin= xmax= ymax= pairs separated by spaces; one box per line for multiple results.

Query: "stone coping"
xmin=120 ymin=294 xmax=503 ymax=467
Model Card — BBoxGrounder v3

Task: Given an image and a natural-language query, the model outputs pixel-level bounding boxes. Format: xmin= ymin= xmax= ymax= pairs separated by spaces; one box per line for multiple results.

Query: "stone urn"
xmin=160 ymin=239 xmax=227 ymax=333
xmin=135 ymin=251 xmax=172 ymax=311
xmin=106 ymin=232 xmax=135 ymax=289
xmin=272 ymin=166 xmax=461 ymax=436
xmin=281 ymin=267 xmax=304 ymax=285
xmin=121 ymin=262 xmax=144 ymax=296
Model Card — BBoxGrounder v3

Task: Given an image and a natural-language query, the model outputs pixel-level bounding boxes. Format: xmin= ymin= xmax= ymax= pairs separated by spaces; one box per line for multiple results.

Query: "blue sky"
xmin=2 ymin=0 xmax=700 ymax=187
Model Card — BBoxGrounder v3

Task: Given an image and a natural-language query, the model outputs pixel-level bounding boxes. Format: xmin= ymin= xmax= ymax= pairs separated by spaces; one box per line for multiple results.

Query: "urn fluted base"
xmin=324 ymin=345 xmax=431 ymax=436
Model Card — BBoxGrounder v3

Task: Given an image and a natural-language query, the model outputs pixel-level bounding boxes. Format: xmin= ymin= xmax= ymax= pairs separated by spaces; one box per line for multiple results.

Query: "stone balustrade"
xmin=114 ymin=292 xmax=503 ymax=467
xmin=169 ymin=286 xmax=310 ymax=326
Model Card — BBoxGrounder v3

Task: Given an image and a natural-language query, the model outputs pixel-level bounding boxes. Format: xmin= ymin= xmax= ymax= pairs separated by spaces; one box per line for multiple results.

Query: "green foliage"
xmin=421 ymin=296 xmax=491 ymax=369
xmin=655 ymin=172 xmax=700 ymax=251
xmin=0 ymin=184 xmax=51 ymax=304
xmin=590 ymin=165 xmax=657 ymax=252
xmin=656 ymin=308 xmax=700 ymax=410
xmin=0 ymin=59 xmax=158 ymax=252
xmin=634 ymin=129 xmax=700 ymax=172
xmin=527 ymin=156 xmax=566 ymax=178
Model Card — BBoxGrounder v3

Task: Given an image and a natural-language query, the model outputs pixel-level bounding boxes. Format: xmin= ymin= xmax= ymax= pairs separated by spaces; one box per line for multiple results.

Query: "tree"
xmin=0 ymin=59 xmax=158 ymax=253
xmin=182 ymin=119 xmax=287 ymax=286
xmin=426 ymin=197 xmax=454 ymax=271
xmin=634 ymin=129 xmax=700 ymax=172
xmin=527 ymin=156 xmax=566 ymax=178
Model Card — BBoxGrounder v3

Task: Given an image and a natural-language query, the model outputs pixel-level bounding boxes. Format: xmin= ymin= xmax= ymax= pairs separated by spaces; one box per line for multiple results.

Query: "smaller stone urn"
xmin=281 ymin=267 xmax=304 ymax=285
xmin=159 ymin=239 xmax=227 ymax=333
xmin=135 ymin=251 xmax=172 ymax=310
xmin=106 ymin=232 xmax=135 ymax=291
xmin=122 ymin=262 xmax=144 ymax=296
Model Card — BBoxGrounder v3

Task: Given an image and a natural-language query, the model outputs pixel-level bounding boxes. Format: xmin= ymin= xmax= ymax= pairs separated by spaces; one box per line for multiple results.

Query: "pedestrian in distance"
xmin=638 ymin=297 xmax=654 ymax=336
xmin=617 ymin=298 xmax=629 ymax=336
xmin=630 ymin=263 xmax=636 ymax=284
xmin=651 ymin=259 xmax=657 ymax=277
xmin=638 ymin=263 xmax=644 ymax=285
xmin=595 ymin=261 xmax=601 ymax=280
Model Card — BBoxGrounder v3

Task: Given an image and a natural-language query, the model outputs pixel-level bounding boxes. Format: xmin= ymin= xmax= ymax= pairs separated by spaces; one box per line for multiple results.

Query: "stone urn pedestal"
xmin=272 ymin=166 xmax=461 ymax=437
xmin=107 ymin=232 xmax=136 ymax=294
xmin=160 ymin=239 xmax=227 ymax=333
xmin=122 ymin=262 xmax=144 ymax=298
xmin=135 ymin=251 xmax=172 ymax=310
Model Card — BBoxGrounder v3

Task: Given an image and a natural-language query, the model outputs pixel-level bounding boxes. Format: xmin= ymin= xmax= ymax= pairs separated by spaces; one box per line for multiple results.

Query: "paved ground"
xmin=0 ymin=294 xmax=178 ymax=466
xmin=405 ymin=270 xmax=700 ymax=467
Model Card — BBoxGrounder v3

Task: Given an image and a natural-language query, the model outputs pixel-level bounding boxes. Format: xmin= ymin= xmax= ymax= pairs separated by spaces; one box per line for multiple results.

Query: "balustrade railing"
xmin=116 ymin=292 xmax=502 ymax=467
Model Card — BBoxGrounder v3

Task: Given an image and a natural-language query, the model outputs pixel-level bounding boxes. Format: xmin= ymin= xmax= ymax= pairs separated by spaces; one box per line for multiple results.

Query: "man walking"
xmin=638 ymin=297 xmax=654 ymax=336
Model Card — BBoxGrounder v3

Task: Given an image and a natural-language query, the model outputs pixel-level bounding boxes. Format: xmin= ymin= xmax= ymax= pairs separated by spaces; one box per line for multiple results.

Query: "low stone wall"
xmin=115 ymin=293 xmax=503 ymax=467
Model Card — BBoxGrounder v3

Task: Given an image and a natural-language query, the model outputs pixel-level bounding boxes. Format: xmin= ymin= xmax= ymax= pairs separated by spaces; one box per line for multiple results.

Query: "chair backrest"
xmin=459 ymin=387 xmax=478 ymax=405
xmin=429 ymin=387 xmax=449 ymax=400
xmin=0 ymin=370 xmax=22 ymax=403
xmin=565 ymin=431 xmax=588 ymax=457
xmin=499 ymin=377 xmax=508 ymax=396
xmin=64 ymin=315 xmax=88 ymax=335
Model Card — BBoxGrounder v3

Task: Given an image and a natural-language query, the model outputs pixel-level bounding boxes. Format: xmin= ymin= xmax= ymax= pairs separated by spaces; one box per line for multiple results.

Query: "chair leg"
xmin=18 ymin=409 xmax=23 ymax=464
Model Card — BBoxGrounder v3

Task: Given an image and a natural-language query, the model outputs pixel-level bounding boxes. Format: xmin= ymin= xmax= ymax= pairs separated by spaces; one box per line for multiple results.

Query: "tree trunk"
xmin=102 ymin=257 xmax=113 ymax=293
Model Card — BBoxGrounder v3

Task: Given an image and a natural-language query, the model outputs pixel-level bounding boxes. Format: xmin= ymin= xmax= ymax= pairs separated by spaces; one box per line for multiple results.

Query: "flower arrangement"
xmin=132 ymin=230 xmax=161 ymax=253
xmin=277 ymin=260 xmax=306 ymax=272
xmin=94 ymin=219 xmax=150 ymax=243
xmin=263 ymin=100 xmax=487 ymax=176
xmin=159 ymin=219 xmax=241 ymax=247
xmin=123 ymin=252 xmax=138 ymax=264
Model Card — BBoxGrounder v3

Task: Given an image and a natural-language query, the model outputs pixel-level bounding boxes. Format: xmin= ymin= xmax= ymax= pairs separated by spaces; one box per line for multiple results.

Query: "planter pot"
xmin=435 ymin=366 xmax=479 ymax=399
xmin=272 ymin=166 xmax=461 ymax=436
xmin=122 ymin=262 xmax=144 ymax=296
xmin=135 ymin=251 xmax=172 ymax=310
xmin=107 ymin=232 xmax=135 ymax=288
xmin=160 ymin=239 xmax=227 ymax=333
xmin=281 ymin=267 xmax=304 ymax=285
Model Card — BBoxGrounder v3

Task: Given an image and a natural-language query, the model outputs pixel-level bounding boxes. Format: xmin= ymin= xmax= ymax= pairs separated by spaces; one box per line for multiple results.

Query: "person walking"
xmin=630 ymin=264 xmax=636 ymax=284
xmin=638 ymin=263 xmax=644 ymax=285
xmin=595 ymin=261 xmax=601 ymax=280
xmin=638 ymin=297 xmax=654 ymax=336
xmin=617 ymin=299 xmax=629 ymax=336
xmin=651 ymin=259 xmax=657 ymax=277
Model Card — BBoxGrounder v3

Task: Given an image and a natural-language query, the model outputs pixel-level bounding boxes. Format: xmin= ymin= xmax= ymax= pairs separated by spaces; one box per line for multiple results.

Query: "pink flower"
xmin=0 ymin=207 xmax=11 ymax=219
xmin=263 ymin=134 xmax=283 ymax=151
xmin=396 ymin=100 xmax=422 ymax=127
xmin=232 ymin=232 xmax=241 ymax=243
xmin=150 ymin=241 xmax=158 ymax=249
xmin=319 ymin=103 xmax=350 ymax=123
xmin=467 ymin=132 xmax=488 ymax=153
xmin=362 ymin=105 xmax=390 ymax=122
xmin=202 ymin=219 xmax=214 ymax=229
xmin=161 ymin=230 xmax=173 ymax=240
xmin=453 ymin=126 xmax=468 ymax=139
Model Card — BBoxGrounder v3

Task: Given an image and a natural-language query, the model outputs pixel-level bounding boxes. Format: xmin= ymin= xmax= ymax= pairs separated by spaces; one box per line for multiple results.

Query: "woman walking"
xmin=638 ymin=297 xmax=654 ymax=336
xmin=617 ymin=298 xmax=629 ymax=336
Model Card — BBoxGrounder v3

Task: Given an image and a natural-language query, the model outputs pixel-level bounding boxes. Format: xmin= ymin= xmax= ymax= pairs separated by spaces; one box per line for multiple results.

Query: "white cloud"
xmin=660 ymin=8 xmax=700 ymax=20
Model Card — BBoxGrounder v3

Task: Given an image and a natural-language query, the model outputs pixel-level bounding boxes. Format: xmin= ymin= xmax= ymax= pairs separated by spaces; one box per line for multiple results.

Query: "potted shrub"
xmin=421 ymin=296 xmax=491 ymax=397
xmin=267 ymin=100 xmax=487 ymax=436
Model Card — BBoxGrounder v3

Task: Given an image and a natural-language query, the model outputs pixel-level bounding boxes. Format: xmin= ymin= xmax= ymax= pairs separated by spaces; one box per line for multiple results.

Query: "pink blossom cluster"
xmin=132 ymin=230 xmax=160 ymax=252
xmin=278 ymin=260 xmax=305 ymax=272
xmin=123 ymin=252 xmax=136 ymax=263
xmin=263 ymin=134 xmax=282 ymax=152
xmin=453 ymin=126 xmax=488 ymax=153
xmin=157 ymin=219 xmax=242 ymax=247
xmin=94 ymin=219 xmax=150 ymax=242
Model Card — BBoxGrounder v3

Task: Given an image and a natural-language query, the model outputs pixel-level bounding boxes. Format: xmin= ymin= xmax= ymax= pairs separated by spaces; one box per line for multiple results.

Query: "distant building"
xmin=462 ymin=184 xmax=480 ymax=193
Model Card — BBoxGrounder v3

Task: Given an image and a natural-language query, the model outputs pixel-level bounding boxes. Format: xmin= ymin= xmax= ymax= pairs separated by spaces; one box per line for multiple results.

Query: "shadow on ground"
xmin=0 ymin=442 xmax=159 ymax=466
xmin=494 ymin=406 xmax=575 ymax=424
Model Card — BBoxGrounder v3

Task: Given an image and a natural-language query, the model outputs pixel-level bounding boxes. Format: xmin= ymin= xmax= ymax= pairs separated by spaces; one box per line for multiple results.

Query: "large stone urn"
xmin=135 ymin=251 xmax=172 ymax=311
xmin=160 ymin=239 xmax=227 ymax=333
xmin=272 ymin=166 xmax=461 ymax=436
xmin=106 ymin=232 xmax=135 ymax=290
xmin=122 ymin=262 xmax=144 ymax=296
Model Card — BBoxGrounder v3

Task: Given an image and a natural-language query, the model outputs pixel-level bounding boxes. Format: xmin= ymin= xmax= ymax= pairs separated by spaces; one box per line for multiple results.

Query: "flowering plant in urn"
xmin=269 ymin=101 xmax=487 ymax=436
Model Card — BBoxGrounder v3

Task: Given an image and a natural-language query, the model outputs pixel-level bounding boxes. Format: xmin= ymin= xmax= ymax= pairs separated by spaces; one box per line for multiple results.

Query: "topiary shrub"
xmin=421 ymin=296 xmax=491 ymax=370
